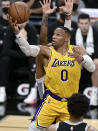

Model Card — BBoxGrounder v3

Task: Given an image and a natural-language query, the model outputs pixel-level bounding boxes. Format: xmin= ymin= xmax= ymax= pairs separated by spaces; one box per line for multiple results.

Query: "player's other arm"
xmin=26 ymin=0 xmax=35 ymax=9
xmin=69 ymin=46 xmax=95 ymax=72
xmin=7 ymin=15 xmax=50 ymax=58
xmin=16 ymin=32 xmax=50 ymax=57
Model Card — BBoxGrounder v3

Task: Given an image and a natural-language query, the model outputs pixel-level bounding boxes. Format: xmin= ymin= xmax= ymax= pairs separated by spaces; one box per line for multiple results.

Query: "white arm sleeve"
xmin=82 ymin=55 xmax=96 ymax=72
xmin=64 ymin=19 xmax=71 ymax=30
xmin=36 ymin=76 xmax=45 ymax=99
xmin=16 ymin=32 xmax=40 ymax=57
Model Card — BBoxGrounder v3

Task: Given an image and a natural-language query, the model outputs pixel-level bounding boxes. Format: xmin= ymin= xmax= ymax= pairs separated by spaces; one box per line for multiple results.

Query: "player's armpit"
xmin=39 ymin=45 xmax=50 ymax=58
xmin=88 ymin=125 xmax=98 ymax=131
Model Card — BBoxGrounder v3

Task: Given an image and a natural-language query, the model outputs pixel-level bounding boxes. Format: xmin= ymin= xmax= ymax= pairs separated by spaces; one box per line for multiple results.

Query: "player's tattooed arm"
xmin=39 ymin=0 xmax=57 ymax=45
xmin=39 ymin=14 xmax=48 ymax=45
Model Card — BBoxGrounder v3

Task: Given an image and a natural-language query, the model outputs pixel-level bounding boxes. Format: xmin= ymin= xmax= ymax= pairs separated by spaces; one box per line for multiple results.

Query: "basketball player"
xmin=36 ymin=0 xmax=74 ymax=100
xmin=8 ymin=0 xmax=95 ymax=131
xmin=48 ymin=93 xmax=98 ymax=131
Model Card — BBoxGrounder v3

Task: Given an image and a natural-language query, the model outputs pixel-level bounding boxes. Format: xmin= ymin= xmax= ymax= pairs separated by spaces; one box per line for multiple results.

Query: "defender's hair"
xmin=68 ymin=93 xmax=90 ymax=118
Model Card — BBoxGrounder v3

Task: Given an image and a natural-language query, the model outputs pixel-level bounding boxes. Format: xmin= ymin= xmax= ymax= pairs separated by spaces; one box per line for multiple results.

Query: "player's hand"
xmin=72 ymin=46 xmax=87 ymax=55
xmin=68 ymin=45 xmax=87 ymax=64
xmin=40 ymin=0 xmax=57 ymax=16
xmin=68 ymin=51 xmax=83 ymax=64
xmin=59 ymin=0 xmax=73 ymax=14
xmin=7 ymin=14 xmax=19 ymax=33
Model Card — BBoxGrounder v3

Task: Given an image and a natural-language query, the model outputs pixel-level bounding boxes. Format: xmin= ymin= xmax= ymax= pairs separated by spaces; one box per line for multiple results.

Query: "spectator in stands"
xmin=0 ymin=0 xmax=38 ymax=104
xmin=70 ymin=13 xmax=98 ymax=107
xmin=0 ymin=0 xmax=12 ymax=103
xmin=71 ymin=0 xmax=85 ymax=23
xmin=85 ymin=0 xmax=98 ymax=8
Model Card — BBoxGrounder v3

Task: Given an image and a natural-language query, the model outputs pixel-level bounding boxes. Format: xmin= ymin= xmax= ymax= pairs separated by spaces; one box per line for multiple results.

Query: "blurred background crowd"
xmin=0 ymin=0 xmax=98 ymax=117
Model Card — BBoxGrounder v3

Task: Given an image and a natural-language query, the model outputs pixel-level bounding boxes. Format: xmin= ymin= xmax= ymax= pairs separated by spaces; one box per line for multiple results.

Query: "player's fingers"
xmin=49 ymin=0 xmax=51 ymax=4
xmin=15 ymin=20 xmax=17 ymax=25
xmin=68 ymin=52 xmax=74 ymax=57
xmin=46 ymin=0 xmax=48 ymax=4
xmin=43 ymin=0 xmax=46 ymax=4
xmin=72 ymin=46 xmax=79 ymax=53
xmin=64 ymin=0 xmax=67 ymax=4
xmin=40 ymin=1 xmax=43 ymax=7
xmin=52 ymin=6 xmax=57 ymax=12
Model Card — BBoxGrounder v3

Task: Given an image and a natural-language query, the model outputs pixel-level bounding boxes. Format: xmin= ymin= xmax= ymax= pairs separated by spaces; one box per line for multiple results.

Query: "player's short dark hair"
xmin=68 ymin=93 xmax=90 ymax=118
xmin=58 ymin=26 xmax=71 ymax=37
xmin=78 ymin=13 xmax=90 ymax=22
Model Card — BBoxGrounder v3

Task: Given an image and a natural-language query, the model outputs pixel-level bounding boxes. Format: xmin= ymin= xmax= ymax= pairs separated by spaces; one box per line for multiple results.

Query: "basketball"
xmin=8 ymin=2 xmax=30 ymax=24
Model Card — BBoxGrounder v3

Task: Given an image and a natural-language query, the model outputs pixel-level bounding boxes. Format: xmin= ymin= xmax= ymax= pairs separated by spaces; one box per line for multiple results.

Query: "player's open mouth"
xmin=52 ymin=40 xmax=56 ymax=45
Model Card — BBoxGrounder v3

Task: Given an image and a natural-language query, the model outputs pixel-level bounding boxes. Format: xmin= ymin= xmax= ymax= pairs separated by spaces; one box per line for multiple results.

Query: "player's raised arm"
xmin=7 ymin=14 xmax=50 ymax=58
xmin=39 ymin=0 xmax=57 ymax=45
xmin=59 ymin=0 xmax=73 ymax=30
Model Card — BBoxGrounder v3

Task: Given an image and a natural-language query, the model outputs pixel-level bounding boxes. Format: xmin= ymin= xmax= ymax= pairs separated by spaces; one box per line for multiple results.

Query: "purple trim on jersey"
xmin=45 ymin=90 xmax=68 ymax=102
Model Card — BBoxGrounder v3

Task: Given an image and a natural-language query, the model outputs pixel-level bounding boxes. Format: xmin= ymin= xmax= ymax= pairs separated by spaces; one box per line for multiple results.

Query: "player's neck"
xmin=70 ymin=116 xmax=83 ymax=123
xmin=56 ymin=43 xmax=69 ymax=55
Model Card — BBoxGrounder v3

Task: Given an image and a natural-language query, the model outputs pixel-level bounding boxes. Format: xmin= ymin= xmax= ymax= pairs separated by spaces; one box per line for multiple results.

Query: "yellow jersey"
xmin=44 ymin=45 xmax=81 ymax=98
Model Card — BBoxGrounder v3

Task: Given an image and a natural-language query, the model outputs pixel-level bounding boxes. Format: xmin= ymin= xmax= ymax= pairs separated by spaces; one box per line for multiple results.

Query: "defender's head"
xmin=68 ymin=93 xmax=90 ymax=118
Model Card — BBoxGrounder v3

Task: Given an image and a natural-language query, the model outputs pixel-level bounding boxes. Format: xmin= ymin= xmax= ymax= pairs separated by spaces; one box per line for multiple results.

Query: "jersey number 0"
xmin=61 ymin=69 xmax=68 ymax=82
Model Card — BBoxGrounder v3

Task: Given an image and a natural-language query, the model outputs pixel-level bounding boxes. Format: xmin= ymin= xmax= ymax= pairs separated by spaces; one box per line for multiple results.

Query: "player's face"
xmin=52 ymin=28 xmax=66 ymax=48
xmin=78 ymin=19 xmax=90 ymax=35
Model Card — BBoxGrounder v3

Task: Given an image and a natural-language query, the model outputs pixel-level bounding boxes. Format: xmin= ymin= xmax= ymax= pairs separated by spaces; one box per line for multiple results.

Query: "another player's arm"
xmin=39 ymin=14 xmax=48 ymax=45
xmin=26 ymin=0 xmax=35 ymax=8
xmin=59 ymin=0 xmax=73 ymax=30
xmin=39 ymin=0 xmax=57 ymax=45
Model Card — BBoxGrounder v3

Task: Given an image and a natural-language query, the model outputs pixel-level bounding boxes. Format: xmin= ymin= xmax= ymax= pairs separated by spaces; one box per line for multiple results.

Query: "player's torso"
xmin=44 ymin=46 xmax=81 ymax=98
